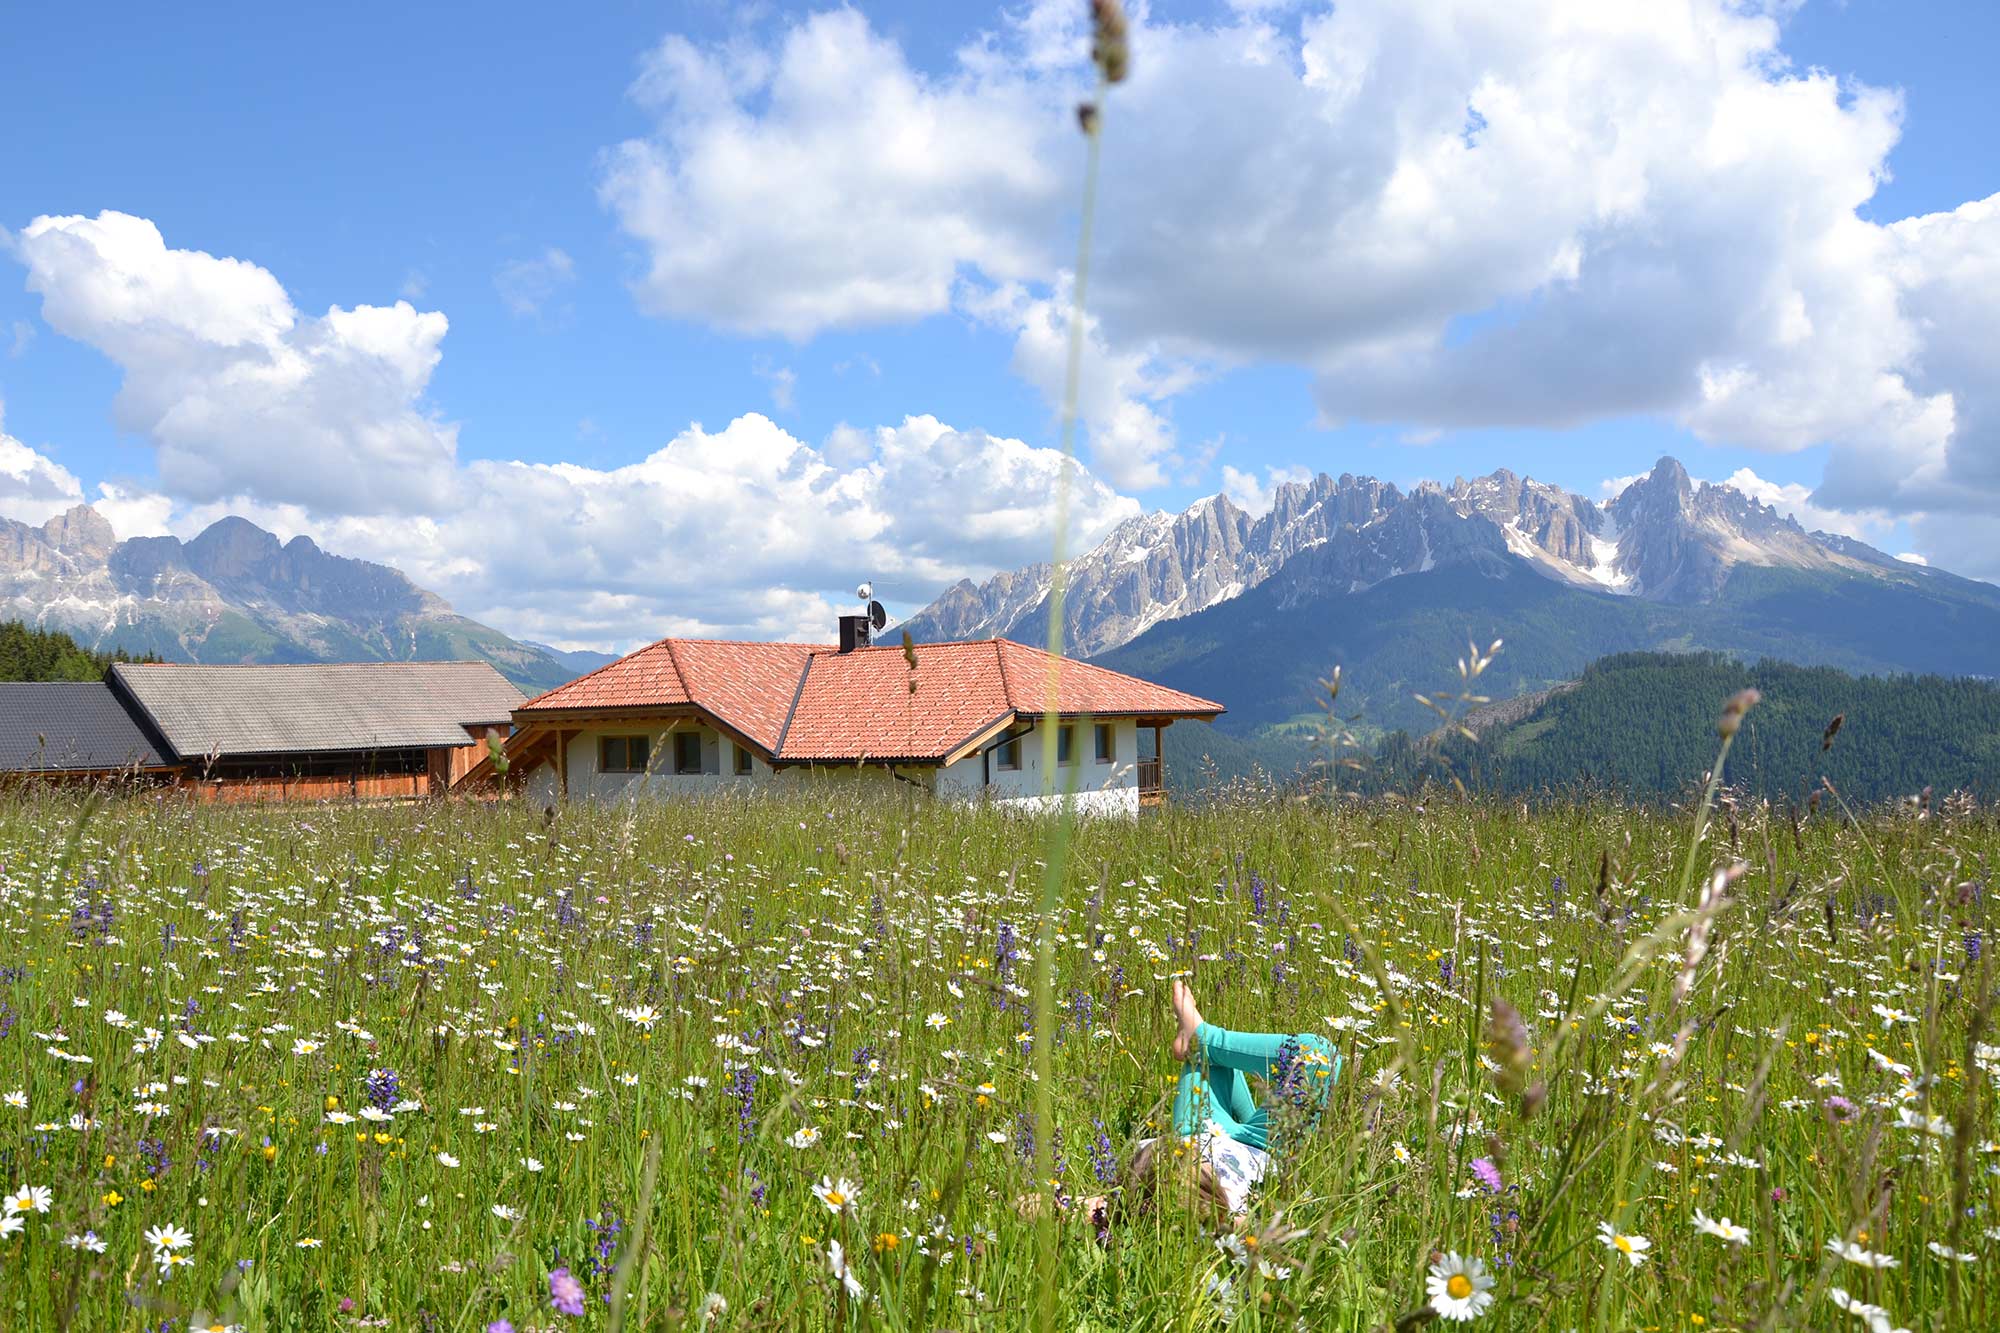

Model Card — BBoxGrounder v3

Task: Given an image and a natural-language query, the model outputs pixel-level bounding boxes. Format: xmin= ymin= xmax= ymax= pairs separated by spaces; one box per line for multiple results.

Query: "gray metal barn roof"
xmin=110 ymin=662 xmax=524 ymax=759
xmin=0 ymin=682 xmax=171 ymax=772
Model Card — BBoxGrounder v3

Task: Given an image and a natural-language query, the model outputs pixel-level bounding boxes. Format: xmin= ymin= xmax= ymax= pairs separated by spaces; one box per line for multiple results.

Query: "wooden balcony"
xmin=1137 ymin=755 xmax=1164 ymax=808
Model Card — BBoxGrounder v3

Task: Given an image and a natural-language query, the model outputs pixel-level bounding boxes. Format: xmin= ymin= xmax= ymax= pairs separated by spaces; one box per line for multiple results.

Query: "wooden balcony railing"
xmin=1137 ymin=756 xmax=1163 ymax=807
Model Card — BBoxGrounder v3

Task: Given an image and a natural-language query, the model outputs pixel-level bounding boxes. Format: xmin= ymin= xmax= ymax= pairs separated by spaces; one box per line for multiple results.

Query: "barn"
xmin=0 ymin=662 xmax=523 ymax=800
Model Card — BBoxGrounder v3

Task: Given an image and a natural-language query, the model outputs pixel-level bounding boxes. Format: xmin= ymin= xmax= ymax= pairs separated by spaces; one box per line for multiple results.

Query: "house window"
xmin=1095 ymin=722 xmax=1114 ymax=763
xmin=994 ymin=734 xmax=1022 ymax=770
xmin=599 ymin=735 xmax=649 ymax=774
xmin=734 ymin=743 xmax=753 ymax=776
xmin=1057 ymin=725 xmax=1075 ymax=766
xmin=673 ymin=731 xmax=705 ymax=776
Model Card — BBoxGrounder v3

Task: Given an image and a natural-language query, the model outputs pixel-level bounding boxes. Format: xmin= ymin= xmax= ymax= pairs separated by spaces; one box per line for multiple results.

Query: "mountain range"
xmin=7 ymin=454 xmax=1996 ymax=744
xmin=0 ymin=505 xmax=579 ymax=691
xmin=906 ymin=457 xmax=2000 ymax=740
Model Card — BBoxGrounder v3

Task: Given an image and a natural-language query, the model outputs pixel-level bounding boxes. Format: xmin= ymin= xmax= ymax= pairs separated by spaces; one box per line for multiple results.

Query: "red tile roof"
xmin=517 ymin=639 xmax=816 ymax=751
xmin=516 ymin=636 xmax=1222 ymax=763
xmin=777 ymin=640 xmax=1014 ymax=762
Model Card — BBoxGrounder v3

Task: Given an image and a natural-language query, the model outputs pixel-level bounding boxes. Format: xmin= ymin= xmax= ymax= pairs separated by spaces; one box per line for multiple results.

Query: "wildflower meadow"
xmin=1 ymin=752 xmax=1996 ymax=1332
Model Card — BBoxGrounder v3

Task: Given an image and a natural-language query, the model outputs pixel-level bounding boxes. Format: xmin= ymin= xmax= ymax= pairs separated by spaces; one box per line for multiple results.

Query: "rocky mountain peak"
xmin=185 ymin=515 xmax=284 ymax=579
xmin=1602 ymin=456 xmax=1849 ymax=602
xmin=40 ymin=504 xmax=117 ymax=558
xmin=1619 ymin=456 xmax=1696 ymax=514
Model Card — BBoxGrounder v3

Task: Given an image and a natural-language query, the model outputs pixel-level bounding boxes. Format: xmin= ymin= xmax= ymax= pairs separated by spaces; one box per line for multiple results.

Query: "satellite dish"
xmin=856 ymin=581 xmax=873 ymax=601
xmin=868 ymin=600 xmax=888 ymax=630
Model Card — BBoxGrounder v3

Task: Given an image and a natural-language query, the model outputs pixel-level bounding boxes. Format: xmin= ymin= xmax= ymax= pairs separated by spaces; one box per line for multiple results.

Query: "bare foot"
xmin=1170 ymin=977 xmax=1204 ymax=1062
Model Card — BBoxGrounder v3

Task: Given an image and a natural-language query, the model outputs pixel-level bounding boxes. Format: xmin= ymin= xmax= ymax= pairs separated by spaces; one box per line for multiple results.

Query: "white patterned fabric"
xmin=1134 ymin=1131 xmax=1270 ymax=1215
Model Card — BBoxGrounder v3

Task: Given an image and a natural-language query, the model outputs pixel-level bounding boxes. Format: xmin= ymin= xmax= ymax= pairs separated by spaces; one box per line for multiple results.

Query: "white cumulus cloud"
xmin=599 ymin=1 xmax=2000 ymax=555
xmin=11 ymin=211 xmax=1137 ymax=647
xmin=0 ymin=402 xmax=86 ymax=525
xmin=599 ymin=10 xmax=1060 ymax=340
xmin=101 ymin=413 xmax=1136 ymax=647
xmin=15 ymin=211 xmax=457 ymax=516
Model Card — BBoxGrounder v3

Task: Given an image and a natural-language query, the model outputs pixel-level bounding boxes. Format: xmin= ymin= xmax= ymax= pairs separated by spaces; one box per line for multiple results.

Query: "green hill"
xmin=1369 ymin=651 xmax=2000 ymax=803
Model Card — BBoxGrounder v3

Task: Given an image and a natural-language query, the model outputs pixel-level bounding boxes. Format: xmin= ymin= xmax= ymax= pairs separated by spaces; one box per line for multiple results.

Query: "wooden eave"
xmin=505 ymin=705 xmax=778 ymax=765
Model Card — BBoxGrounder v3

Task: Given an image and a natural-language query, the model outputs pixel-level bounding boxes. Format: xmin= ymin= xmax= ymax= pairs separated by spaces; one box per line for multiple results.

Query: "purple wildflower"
xmin=1471 ymin=1157 xmax=1504 ymax=1193
xmin=549 ymin=1267 xmax=586 ymax=1317
xmin=365 ymin=1068 xmax=401 ymax=1113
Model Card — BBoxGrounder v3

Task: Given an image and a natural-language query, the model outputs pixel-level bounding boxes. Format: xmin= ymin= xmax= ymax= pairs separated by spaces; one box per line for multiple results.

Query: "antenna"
xmin=855 ymin=581 xmax=873 ymax=601
xmin=868 ymin=600 xmax=887 ymax=631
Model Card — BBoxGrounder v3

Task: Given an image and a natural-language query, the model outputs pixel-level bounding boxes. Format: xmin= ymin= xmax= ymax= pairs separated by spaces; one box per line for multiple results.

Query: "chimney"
xmin=837 ymin=614 xmax=872 ymax=653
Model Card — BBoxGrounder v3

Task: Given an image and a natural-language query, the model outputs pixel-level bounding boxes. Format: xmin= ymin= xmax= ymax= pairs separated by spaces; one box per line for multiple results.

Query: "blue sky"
xmin=1 ymin=1 xmax=1995 ymax=648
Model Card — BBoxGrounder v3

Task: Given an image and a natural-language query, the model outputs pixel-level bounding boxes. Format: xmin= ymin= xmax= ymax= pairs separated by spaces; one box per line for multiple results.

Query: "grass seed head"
xmin=1718 ymin=687 xmax=1761 ymax=738
xmin=1091 ymin=0 xmax=1130 ymax=84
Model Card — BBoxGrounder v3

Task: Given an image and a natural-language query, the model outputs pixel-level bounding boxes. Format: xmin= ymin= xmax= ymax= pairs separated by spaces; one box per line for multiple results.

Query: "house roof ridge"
xmin=772 ymin=652 xmax=816 ymax=757
xmin=658 ymin=639 xmax=692 ymax=703
xmin=991 ymin=635 xmax=1015 ymax=706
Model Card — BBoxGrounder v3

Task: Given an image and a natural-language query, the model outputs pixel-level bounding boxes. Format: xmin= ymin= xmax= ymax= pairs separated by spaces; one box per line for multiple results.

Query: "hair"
xmin=1106 ymin=1138 xmax=1232 ymax=1227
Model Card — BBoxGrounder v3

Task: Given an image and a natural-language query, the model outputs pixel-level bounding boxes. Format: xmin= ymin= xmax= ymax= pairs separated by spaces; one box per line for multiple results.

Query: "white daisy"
xmin=812 ymin=1176 xmax=860 ymax=1214
xmin=1597 ymin=1221 xmax=1651 ymax=1267
xmin=1826 ymin=1238 xmax=1900 ymax=1269
xmin=1425 ymin=1252 xmax=1496 ymax=1322
xmin=1692 ymin=1209 xmax=1750 ymax=1245
xmin=6 ymin=1184 xmax=52 ymax=1215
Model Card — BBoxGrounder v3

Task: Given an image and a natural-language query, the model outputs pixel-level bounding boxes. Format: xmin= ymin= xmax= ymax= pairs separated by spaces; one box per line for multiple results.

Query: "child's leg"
xmin=1173 ymin=1062 xmax=1270 ymax=1151
xmin=1168 ymin=1056 xmax=1216 ymax=1128
xmin=1198 ymin=1024 xmax=1342 ymax=1096
xmin=1194 ymin=1022 xmax=1298 ymax=1079
xmin=1216 ymin=1063 xmax=1261 ymax=1127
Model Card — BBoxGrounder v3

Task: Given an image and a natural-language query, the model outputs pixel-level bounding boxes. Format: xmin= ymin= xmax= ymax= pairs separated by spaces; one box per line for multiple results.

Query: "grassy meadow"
xmin=0 ymin=767 xmax=1995 ymax=1332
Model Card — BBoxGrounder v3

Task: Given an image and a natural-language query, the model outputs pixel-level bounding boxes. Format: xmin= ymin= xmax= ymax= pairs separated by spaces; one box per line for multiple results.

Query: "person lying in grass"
xmin=1072 ymin=978 xmax=1343 ymax=1229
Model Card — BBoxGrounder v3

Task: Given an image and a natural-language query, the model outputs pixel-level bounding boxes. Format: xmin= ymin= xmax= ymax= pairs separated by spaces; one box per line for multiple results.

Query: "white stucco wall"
xmin=939 ymin=717 xmax=1141 ymax=814
xmin=522 ymin=716 xmax=1146 ymax=815
xmin=526 ymin=724 xmax=774 ymax=804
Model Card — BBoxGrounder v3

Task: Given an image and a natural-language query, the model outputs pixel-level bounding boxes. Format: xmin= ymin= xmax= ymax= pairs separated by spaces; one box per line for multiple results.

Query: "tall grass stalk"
xmin=1031 ymin=9 xmax=1121 ymax=1327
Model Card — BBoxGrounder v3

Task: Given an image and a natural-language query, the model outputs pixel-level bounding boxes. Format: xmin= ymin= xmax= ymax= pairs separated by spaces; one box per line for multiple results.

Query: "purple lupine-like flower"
xmin=584 ymin=1213 xmax=625 ymax=1277
xmin=995 ymin=920 xmax=1020 ymax=979
xmin=139 ymin=1136 xmax=171 ymax=1178
xmin=1013 ymin=1110 xmax=1037 ymax=1166
xmin=1471 ymin=1157 xmax=1503 ymax=1193
xmin=727 ymin=1064 xmax=760 ymax=1143
xmin=1090 ymin=1120 xmax=1118 ymax=1185
xmin=549 ymin=1266 xmax=586 ymax=1316
xmin=365 ymin=1068 xmax=400 ymax=1113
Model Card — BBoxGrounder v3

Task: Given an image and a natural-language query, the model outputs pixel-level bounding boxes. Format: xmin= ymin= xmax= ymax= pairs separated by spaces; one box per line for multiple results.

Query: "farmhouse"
xmin=481 ymin=632 xmax=1223 ymax=814
xmin=0 ymin=662 xmax=522 ymax=799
